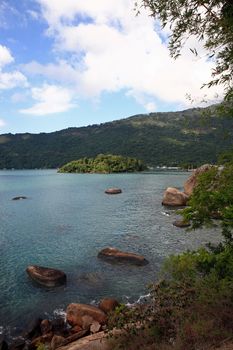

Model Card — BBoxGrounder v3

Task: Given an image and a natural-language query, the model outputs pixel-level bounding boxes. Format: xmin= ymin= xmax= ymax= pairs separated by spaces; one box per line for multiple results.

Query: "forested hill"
xmin=1 ymin=106 xmax=233 ymax=169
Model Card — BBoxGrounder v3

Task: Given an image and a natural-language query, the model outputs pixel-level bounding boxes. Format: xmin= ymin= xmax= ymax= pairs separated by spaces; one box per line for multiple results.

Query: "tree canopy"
xmin=58 ymin=154 xmax=147 ymax=173
xmin=140 ymin=0 xmax=233 ymax=102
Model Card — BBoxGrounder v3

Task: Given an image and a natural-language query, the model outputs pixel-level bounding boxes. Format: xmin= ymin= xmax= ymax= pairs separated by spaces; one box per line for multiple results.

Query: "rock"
xmin=51 ymin=335 xmax=65 ymax=350
xmin=26 ymin=265 xmax=66 ymax=287
xmin=90 ymin=322 xmax=101 ymax=334
xmin=58 ymin=330 xmax=89 ymax=348
xmin=66 ymin=303 xmax=107 ymax=328
xmin=8 ymin=338 xmax=25 ymax=350
xmin=69 ymin=325 xmax=83 ymax=335
xmin=23 ymin=318 xmax=42 ymax=340
xmin=29 ymin=333 xmax=53 ymax=350
xmin=51 ymin=318 xmax=65 ymax=331
xmin=98 ymin=298 xmax=119 ymax=313
xmin=57 ymin=331 xmax=120 ymax=350
xmin=173 ymin=219 xmax=190 ymax=228
xmin=184 ymin=164 xmax=212 ymax=196
xmin=0 ymin=338 xmax=8 ymax=350
xmin=40 ymin=319 xmax=52 ymax=335
xmin=98 ymin=247 xmax=149 ymax=266
xmin=105 ymin=188 xmax=122 ymax=194
xmin=12 ymin=196 xmax=27 ymax=200
xmin=162 ymin=187 xmax=189 ymax=207
xmin=81 ymin=315 xmax=94 ymax=329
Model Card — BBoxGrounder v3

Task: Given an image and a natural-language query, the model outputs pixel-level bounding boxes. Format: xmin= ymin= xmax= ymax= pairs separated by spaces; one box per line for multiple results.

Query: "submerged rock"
xmin=173 ymin=219 xmax=190 ymax=228
xmin=105 ymin=188 xmax=122 ymax=194
xmin=26 ymin=265 xmax=66 ymax=287
xmin=162 ymin=187 xmax=188 ymax=207
xmin=12 ymin=196 xmax=27 ymax=200
xmin=98 ymin=247 xmax=149 ymax=266
xmin=66 ymin=303 xmax=107 ymax=328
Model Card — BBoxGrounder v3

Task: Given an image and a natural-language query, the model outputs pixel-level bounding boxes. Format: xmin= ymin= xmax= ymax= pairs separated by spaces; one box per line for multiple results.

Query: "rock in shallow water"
xmin=173 ymin=219 xmax=190 ymax=228
xmin=12 ymin=196 xmax=27 ymax=201
xmin=162 ymin=187 xmax=188 ymax=207
xmin=105 ymin=188 xmax=122 ymax=194
xmin=98 ymin=247 xmax=149 ymax=266
xmin=26 ymin=265 xmax=66 ymax=287
xmin=66 ymin=303 xmax=107 ymax=328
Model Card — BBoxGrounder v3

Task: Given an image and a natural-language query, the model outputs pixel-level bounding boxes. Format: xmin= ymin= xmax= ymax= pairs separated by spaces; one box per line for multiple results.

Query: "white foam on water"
xmin=53 ymin=308 xmax=66 ymax=320
xmin=125 ymin=293 xmax=151 ymax=307
xmin=161 ymin=211 xmax=170 ymax=217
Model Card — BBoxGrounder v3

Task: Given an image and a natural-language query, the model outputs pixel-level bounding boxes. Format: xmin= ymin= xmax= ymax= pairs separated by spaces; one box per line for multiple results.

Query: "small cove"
xmin=0 ymin=170 xmax=221 ymax=338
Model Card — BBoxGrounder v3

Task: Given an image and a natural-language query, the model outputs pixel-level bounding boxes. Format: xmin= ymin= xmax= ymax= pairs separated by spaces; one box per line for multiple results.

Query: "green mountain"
xmin=0 ymin=107 xmax=233 ymax=169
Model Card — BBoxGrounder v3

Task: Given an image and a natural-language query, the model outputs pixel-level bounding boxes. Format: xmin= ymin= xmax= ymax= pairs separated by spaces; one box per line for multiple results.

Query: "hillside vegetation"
xmin=58 ymin=154 xmax=146 ymax=173
xmin=0 ymin=106 xmax=233 ymax=169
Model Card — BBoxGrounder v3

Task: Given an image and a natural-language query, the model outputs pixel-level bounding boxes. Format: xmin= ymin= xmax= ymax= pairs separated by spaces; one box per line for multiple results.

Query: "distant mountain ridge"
xmin=0 ymin=106 xmax=233 ymax=169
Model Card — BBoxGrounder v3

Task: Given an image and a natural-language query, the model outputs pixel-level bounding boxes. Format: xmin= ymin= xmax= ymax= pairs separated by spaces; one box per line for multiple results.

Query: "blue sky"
xmin=0 ymin=0 xmax=222 ymax=134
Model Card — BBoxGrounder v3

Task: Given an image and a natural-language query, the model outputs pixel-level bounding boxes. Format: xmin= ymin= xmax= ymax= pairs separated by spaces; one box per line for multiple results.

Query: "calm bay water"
xmin=0 ymin=170 xmax=221 ymax=338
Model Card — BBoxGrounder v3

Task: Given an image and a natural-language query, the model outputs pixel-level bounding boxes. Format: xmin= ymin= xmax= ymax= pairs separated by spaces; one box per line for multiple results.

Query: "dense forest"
xmin=0 ymin=106 xmax=233 ymax=169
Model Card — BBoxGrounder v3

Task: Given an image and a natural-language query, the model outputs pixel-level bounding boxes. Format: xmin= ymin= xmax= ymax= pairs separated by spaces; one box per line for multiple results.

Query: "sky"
xmin=0 ymin=0 xmax=223 ymax=134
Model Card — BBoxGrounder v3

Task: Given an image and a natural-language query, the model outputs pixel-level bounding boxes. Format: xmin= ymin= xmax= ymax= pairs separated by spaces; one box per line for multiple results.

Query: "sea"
xmin=0 ymin=169 xmax=221 ymax=339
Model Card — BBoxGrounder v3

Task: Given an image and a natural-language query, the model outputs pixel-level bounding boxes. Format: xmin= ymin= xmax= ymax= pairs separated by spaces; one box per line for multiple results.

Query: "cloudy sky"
xmin=0 ymin=0 xmax=222 ymax=134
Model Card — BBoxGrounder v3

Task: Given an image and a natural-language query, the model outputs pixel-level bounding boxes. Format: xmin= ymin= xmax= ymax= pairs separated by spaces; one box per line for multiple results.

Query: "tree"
xmin=140 ymin=0 xmax=233 ymax=103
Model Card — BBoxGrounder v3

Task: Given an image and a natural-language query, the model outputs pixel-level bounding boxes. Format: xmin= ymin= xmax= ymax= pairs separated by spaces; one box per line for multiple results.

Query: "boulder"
xmin=12 ymin=196 xmax=27 ymax=200
xmin=90 ymin=322 xmax=101 ymax=334
xmin=105 ymin=188 xmax=122 ymax=194
xmin=0 ymin=338 xmax=8 ymax=350
xmin=51 ymin=318 xmax=65 ymax=331
xmin=23 ymin=318 xmax=42 ymax=339
xmin=57 ymin=330 xmax=121 ymax=350
xmin=184 ymin=164 xmax=212 ymax=196
xmin=66 ymin=303 xmax=107 ymax=328
xmin=26 ymin=265 xmax=66 ymax=287
xmin=29 ymin=333 xmax=53 ymax=350
xmin=51 ymin=335 xmax=65 ymax=350
xmin=9 ymin=338 xmax=25 ymax=350
xmin=98 ymin=247 xmax=149 ymax=266
xmin=173 ymin=219 xmax=190 ymax=228
xmin=69 ymin=325 xmax=83 ymax=335
xmin=61 ymin=329 xmax=88 ymax=346
xmin=98 ymin=298 xmax=120 ymax=313
xmin=40 ymin=319 xmax=52 ymax=335
xmin=162 ymin=187 xmax=188 ymax=207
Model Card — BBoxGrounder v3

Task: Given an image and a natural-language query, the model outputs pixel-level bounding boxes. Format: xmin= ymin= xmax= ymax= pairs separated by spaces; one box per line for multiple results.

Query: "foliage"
xmin=0 ymin=107 xmax=233 ymax=169
xmin=140 ymin=0 xmax=233 ymax=102
xmin=58 ymin=154 xmax=147 ymax=173
xmin=183 ymin=165 xmax=233 ymax=243
xmin=108 ymin=244 xmax=233 ymax=349
xmin=218 ymin=148 xmax=233 ymax=165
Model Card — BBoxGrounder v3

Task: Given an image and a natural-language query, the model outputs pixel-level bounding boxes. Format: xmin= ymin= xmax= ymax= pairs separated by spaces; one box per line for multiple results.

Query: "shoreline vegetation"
xmin=58 ymin=154 xmax=147 ymax=174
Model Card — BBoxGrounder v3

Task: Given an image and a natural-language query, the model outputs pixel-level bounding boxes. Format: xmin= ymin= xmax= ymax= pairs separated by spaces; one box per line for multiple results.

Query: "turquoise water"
xmin=0 ymin=170 xmax=221 ymax=337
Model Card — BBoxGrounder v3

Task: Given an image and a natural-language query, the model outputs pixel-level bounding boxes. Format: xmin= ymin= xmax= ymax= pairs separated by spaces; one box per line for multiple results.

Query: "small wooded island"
xmin=58 ymin=154 xmax=147 ymax=173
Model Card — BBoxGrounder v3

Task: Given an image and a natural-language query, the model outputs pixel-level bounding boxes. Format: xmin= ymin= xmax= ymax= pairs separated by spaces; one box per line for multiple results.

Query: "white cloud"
xmin=0 ymin=45 xmax=14 ymax=68
xmin=0 ymin=71 xmax=28 ymax=90
xmin=0 ymin=44 xmax=28 ymax=90
xmin=20 ymin=84 xmax=75 ymax=116
xmin=27 ymin=9 xmax=40 ymax=20
xmin=33 ymin=0 xmax=223 ymax=109
xmin=144 ymin=102 xmax=157 ymax=112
